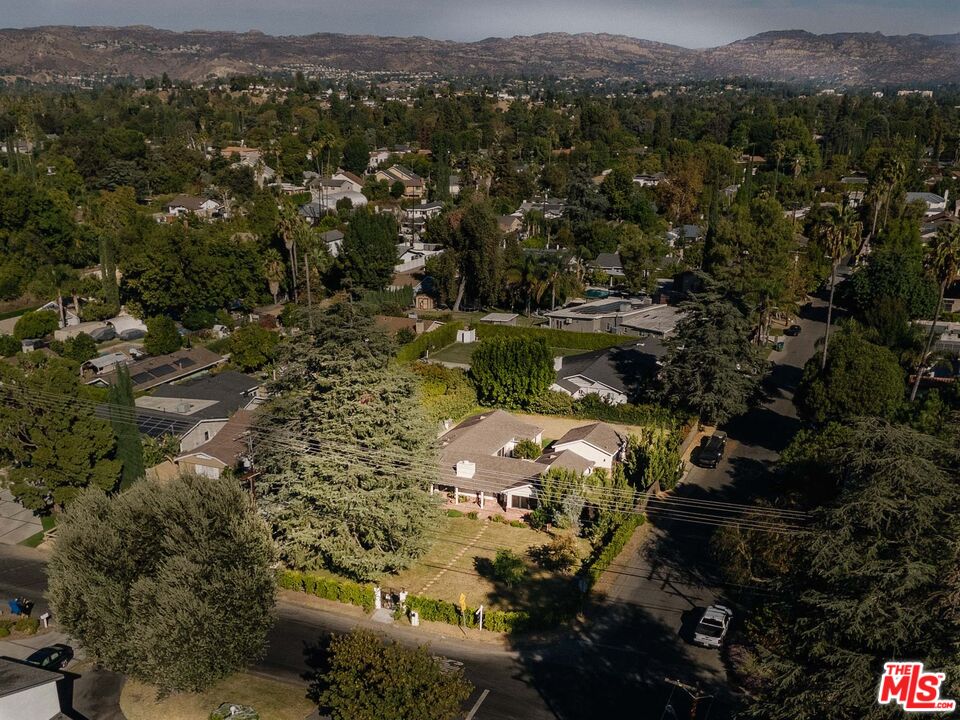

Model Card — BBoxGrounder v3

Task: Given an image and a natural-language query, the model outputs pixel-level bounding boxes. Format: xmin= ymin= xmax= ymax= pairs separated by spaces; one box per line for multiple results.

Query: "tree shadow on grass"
xmin=472 ymin=551 xmax=582 ymax=619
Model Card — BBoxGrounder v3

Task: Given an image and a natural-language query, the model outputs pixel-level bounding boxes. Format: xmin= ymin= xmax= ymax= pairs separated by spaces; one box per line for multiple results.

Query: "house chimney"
xmin=455 ymin=460 xmax=476 ymax=479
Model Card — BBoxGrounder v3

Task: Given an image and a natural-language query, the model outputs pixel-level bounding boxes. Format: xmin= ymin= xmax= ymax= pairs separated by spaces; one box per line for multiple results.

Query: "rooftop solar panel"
xmin=150 ymin=364 xmax=176 ymax=376
xmin=132 ymin=372 xmax=153 ymax=384
xmin=177 ymin=358 xmax=196 ymax=368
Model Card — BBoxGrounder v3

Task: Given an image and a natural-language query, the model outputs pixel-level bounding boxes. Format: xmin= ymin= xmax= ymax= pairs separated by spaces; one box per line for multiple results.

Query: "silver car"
xmin=693 ymin=604 xmax=733 ymax=648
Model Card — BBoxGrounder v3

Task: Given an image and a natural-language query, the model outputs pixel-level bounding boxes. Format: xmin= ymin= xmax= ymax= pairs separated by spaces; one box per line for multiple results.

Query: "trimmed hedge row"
xmin=475 ymin=323 xmax=625 ymax=351
xmin=404 ymin=594 xmax=531 ymax=634
xmin=586 ymin=515 xmax=645 ymax=587
xmin=396 ymin=321 xmax=464 ymax=363
xmin=277 ymin=570 xmax=376 ymax=613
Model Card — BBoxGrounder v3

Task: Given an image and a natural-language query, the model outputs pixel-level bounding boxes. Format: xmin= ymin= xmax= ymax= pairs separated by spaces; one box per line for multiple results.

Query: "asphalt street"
xmin=0 ymin=300 xmax=827 ymax=720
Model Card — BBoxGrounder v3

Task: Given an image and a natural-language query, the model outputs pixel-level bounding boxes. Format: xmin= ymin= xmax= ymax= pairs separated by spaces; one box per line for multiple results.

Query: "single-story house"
xmin=550 ymin=423 xmax=626 ymax=470
xmin=82 ymin=351 xmax=132 ymax=377
xmin=906 ymin=191 xmax=948 ymax=216
xmin=480 ymin=313 xmax=518 ymax=326
xmin=546 ymin=298 xmax=683 ymax=337
xmin=593 ymin=253 xmax=625 ymax=279
xmin=332 ymin=171 xmax=364 ymax=193
xmin=0 ymin=657 xmax=65 ymax=720
xmin=54 ymin=320 xmax=107 ymax=342
xmin=515 ymin=197 xmax=566 ymax=220
xmin=633 ymin=172 xmax=666 ymax=187
xmin=498 ymin=215 xmax=523 ymax=235
xmin=164 ymin=195 xmax=221 ymax=219
xmin=395 ymin=243 xmax=443 ymax=273
xmin=90 ymin=347 xmax=225 ymax=391
xmin=175 ymin=409 xmax=254 ymax=479
xmin=320 ymin=229 xmax=344 ymax=257
xmin=435 ymin=410 xmax=545 ymax=511
xmin=36 ymin=301 xmax=79 ymax=329
xmin=551 ymin=339 xmax=667 ymax=405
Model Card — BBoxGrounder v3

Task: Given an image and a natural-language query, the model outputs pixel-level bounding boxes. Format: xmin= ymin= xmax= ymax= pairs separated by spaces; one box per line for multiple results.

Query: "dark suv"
xmin=698 ymin=432 xmax=727 ymax=468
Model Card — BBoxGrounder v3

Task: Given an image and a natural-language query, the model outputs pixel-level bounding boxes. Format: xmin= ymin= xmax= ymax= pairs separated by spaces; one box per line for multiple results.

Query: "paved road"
xmin=525 ymin=299 xmax=826 ymax=719
xmin=0 ymin=301 xmax=827 ymax=720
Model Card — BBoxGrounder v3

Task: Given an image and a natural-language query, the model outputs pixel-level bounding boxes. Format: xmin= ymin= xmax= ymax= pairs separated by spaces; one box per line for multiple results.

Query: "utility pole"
xmin=663 ymin=678 xmax=713 ymax=719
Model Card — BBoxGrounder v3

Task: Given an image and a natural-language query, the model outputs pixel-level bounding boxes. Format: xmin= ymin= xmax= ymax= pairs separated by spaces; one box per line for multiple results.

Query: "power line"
xmin=0 ymin=384 xmax=810 ymax=534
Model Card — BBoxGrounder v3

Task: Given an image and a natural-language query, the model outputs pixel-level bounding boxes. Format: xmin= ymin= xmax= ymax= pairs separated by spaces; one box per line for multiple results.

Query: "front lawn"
xmin=386 ymin=516 xmax=590 ymax=614
xmin=120 ymin=673 xmax=313 ymax=720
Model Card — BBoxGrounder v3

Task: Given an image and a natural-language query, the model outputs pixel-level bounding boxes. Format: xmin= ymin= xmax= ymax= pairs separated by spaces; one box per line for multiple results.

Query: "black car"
xmin=25 ymin=644 xmax=74 ymax=671
xmin=784 ymin=324 xmax=802 ymax=336
xmin=698 ymin=432 xmax=727 ymax=468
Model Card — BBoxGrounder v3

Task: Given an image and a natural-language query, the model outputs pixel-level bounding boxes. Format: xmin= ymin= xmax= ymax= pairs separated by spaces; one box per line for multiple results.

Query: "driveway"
xmin=0 ymin=487 xmax=42 ymax=544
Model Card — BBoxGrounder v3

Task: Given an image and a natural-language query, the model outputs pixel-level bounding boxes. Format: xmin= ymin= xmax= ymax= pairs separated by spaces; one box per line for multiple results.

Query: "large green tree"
xmin=13 ymin=309 xmax=59 ymax=341
xmin=256 ymin=303 xmax=439 ymax=581
xmin=796 ymin=325 xmax=904 ymax=423
xmin=336 ymin=208 xmax=398 ymax=292
xmin=0 ymin=356 xmax=120 ymax=512
xmin=741 ymin=419 xmax=960 ymax=719
xmin=107 ymin=364 xmax=145 ymax=488
xmin=49 ymin=473 xmax=276 ymax=694
xmin=658 ymin=281 xmax=766 ymax=425
xmin=470 ymin=336 xmax=554 ymax=408
xmin=618 ymin=224 xmax=668 ymax=295
xmin=144 ymin=315 xmax=183 ymax=356
xmin=313 ymin=629 xmax=473 ymax=720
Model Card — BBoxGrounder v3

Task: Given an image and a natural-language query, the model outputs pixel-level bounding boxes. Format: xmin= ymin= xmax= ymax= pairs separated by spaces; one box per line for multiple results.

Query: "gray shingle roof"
xmin=554 ymin=422 xmax=624 ymax=455
xmin=556 ymin=341 xmax=666 ymax=396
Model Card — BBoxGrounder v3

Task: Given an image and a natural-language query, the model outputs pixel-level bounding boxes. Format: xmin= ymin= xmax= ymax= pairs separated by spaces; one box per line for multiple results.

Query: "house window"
xmin=510 ymin=495 xmax=537 ymax=510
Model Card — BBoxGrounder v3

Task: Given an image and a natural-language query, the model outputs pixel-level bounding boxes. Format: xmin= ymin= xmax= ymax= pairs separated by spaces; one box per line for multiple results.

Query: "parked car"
xmin=784 ymin=324 xmax=802 ymax=336
xmin=25 ymin=644 xmax=74 ymax=671
xmin=693 ymin=605 xmax=733 ymax=648
xmin=697 ymin=432 xmax=726 ymax=468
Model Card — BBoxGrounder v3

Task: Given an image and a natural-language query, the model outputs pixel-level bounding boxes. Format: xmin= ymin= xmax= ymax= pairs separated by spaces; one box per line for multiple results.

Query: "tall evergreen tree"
xmin=108 ymin=365 xmax=145 ymax=488
xmin=741 ymin=419 xmax=960 ymax=719
xmin=256 ymin=303 xmax=440 ymax=581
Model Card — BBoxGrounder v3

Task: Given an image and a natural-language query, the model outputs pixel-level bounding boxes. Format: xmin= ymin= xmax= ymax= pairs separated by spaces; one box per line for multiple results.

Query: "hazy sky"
xmin=3 ymin=0 xmax=958 ymax=47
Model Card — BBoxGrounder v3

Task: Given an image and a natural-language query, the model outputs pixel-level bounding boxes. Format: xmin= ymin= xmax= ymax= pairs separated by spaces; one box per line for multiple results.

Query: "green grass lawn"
xmin=387 ymin=516 xmax=590 ymax=613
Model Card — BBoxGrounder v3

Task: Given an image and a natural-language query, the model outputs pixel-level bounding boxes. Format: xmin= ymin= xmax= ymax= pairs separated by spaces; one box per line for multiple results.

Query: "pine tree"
xmin=256 ymin=302 xmax=440 ymax=581
xmin=108 ymin=365 xmax=145 ymax=488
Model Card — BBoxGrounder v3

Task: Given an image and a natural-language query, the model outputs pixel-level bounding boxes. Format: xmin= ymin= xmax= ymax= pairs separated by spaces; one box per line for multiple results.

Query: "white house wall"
xmin=551 ymin=439 xmax=616 ymax=470
xmin=0 ymin=681 xmax=61 ymax=720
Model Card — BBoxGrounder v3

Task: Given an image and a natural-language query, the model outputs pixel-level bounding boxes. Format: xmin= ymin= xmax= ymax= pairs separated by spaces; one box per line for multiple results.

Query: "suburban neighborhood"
xmin=1 ymin=9 xmax=960 ymax=720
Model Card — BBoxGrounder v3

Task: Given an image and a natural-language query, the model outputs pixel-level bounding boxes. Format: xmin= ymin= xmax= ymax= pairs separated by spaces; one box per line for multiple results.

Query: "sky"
xmin=2 ymin=0 xmax=958 ymax=48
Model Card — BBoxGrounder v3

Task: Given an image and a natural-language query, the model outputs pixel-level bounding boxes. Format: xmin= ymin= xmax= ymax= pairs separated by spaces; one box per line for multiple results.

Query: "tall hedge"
xmin=396 ymin=321 xmax=463 ymax=363
xmin=475 ymin=324 xmax=625 ymax=351
xmin=470 ymin=336 xmax=554 ymax=407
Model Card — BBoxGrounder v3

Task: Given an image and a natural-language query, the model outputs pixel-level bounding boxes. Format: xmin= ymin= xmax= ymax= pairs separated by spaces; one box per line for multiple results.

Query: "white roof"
xmin=85 ymin=352 xmax=130 ymax=372
xmin=481 ymin=313 xmax=519 ymax=323
xmin=107 ymin=315 xmax=148 ymax=334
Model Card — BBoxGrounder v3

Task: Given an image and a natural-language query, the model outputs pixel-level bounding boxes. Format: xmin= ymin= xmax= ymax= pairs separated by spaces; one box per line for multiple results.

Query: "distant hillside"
xmin=0 ymin=25 xmax=957 ymax=86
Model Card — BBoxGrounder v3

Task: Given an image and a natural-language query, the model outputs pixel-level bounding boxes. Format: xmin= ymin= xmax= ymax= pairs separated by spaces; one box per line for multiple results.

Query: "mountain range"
xmin=0 ymin=25 xmax=958 ymax=86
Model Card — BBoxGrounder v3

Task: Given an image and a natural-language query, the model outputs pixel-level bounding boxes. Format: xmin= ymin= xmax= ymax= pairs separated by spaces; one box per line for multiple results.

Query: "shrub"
xmin=80 ymin=301 xmax=119 ymax=322
xmin=509 ymin=520 xmax=525 ymax=528
xmin=14 ymin=309 xmax=58 ymax=340
xmin=530 ymin=534 xmax=581 ymax=573
xmin=63 ymin=333 xmax=98 ymax=363
xmin=474 ymin=324 xmax=625 ymax=352
xmin=512 ymin=438 xmax=542 ymax=460
xmin=466 ymin=511 xmax=479 ymax=520
xmin=0 ymin=334 xmax=20 ymax=357
xmin=413 ymin=363 xmax=477 ymax=425
xmin=491 ymin=549 xmax=527 ymax=587
xmin=395 ymin=327 xmax=416 ymax=345
xmin=277 ymin=569 xmax=375 ymax=613
xmin=182 ymin=308 xmax=217 ymax=331
xmin=491 ymin=514 xmax=506 ymax=524
xmin=446 ymin=509 xmax=463 ymax=518
xmin=14 ymin=616 xmax=40 ymax=634
xmin=527 ymin=390 xmax=576 ymax=415
xmin=0 ymin=626 xmax=8 ymax=638
xmin=396 ymin=321 xmax=463 ymax=364
xmin=585 ymin=515 xmax=644 ymax=587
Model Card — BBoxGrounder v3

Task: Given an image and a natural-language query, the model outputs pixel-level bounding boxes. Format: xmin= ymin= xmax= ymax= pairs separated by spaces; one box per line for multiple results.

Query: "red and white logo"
xmin=878 ymin=662 xmax=956 ymax=713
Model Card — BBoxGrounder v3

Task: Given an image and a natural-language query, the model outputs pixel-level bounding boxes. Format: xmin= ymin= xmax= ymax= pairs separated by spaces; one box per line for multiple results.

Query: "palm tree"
xmin=542 ymin=254 xmax=578 ymax=310
xmin=909 ymin=224 xmax=960 ymax=402
xmin=278 ymin=203 xmax=301 ymax=301
xmin=262 ymin=248 xmax=286 ymax=304
xmin=817 ymin=204 xmax=862 ymax=369
xmin=505 ymin=255 xmax=546 ymax=315
xmin=771 ymin=140 xmax=786 ymax=200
